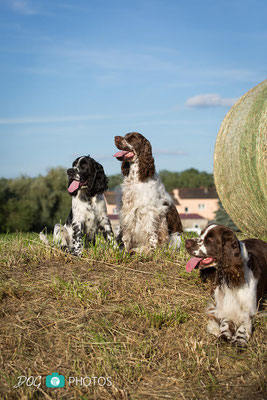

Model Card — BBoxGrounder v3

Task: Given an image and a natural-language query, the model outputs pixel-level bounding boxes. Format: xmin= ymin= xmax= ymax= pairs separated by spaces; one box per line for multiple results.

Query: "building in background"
xmin=172 ymin=188 xmax=218 ymax=220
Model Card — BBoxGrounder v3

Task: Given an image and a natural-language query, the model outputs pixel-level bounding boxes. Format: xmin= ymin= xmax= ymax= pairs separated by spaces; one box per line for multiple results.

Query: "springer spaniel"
xmin=41 ymin=156 xmax=113 ymax=256
xmin=113 ymin=132 xmax=183 ymax=253
xmin=185 ymin=224 xmax=267 ymax=346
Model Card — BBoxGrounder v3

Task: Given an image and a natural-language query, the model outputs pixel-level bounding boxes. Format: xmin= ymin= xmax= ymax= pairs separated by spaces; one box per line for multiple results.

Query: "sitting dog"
xmin=185 ymin=224 xmax=267 ymax=346
xmin=41 ymin=156 xmax=113 ymax=256
xmin=113 ymin=132 xmax=183 ymax=253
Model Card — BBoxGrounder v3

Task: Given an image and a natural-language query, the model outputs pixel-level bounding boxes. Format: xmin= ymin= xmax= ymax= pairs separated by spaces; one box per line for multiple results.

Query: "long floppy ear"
xmin=91 ymin=160 xmax=108 ymax=194
xmin=221 ymin=228 xmax=245 ymax=287
xmin=121 ymin=160 xmax=130 ymax=176
xmin=138 ymin=137 xmax=155 ymax=181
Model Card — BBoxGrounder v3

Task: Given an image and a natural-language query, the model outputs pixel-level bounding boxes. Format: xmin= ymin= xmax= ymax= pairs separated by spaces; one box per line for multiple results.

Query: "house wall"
xmin=181 ymin=218 xmax=208 ymax=231
xmin=173 ymin=189 xmax=219 ymax=221
xmin=105 ymin=203 xmax=118 ymax=215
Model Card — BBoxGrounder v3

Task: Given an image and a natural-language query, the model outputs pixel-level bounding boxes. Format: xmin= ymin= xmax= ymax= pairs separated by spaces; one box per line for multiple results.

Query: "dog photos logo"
xmin=45 ymin=372 xmax=65 ymax=388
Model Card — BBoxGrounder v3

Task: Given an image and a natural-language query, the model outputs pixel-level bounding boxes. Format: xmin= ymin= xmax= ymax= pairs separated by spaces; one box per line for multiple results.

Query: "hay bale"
xmin=214 ymin=79 xmax=267 ymax=237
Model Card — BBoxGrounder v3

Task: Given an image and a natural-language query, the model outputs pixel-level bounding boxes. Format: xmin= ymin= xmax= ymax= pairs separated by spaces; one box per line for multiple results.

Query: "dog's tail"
xmin=39 ymin=228 xmax=50 ymax=246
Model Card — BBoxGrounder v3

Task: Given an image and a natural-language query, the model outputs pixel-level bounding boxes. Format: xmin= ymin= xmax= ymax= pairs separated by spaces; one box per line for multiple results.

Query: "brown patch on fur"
xmin=218 ymin=228 xmax=245 ymax=288
xmin=200 ymin=267 xmax=217 ymax=286
xmin=243 ymin=238 xmax=267 ymax=302
xmin=166 ymin=203 xmax=183 ymax=234
xmin=136 ymin=137 xmax=155 ymax=182
xmin=125 ymin=132 xmax=155 ymax=181
xmin=228 ymin=320 xmax=236 ymax=335
xmin=121 ymin=160 xmax=130 ymax=176
xmin=157 ymin=218 xmax=169 ymax=246
xmin=116 ymin=132 xmax=155 ymax=181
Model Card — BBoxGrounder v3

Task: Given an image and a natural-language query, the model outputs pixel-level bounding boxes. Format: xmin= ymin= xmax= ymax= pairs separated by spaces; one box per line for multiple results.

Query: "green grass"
xmin=0 ymin=233 xmax=266 ymax=400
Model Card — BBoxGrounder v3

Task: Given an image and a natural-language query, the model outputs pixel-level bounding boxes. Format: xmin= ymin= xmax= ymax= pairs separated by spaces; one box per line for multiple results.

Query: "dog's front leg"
xmin=218 ymin=318 xmax=234 ymax=342
xmin=99 ymin=216 xmax=113 ymax=241
xmin=232 ymin=315 xmax=252 ymax=347
xmin=71 ymin=222 xmax=83 ymax=256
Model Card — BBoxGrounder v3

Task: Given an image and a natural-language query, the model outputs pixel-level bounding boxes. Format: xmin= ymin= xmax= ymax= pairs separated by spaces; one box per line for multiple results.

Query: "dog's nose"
xmin=115 ymin=136 xmax=122 ymax=143
xmin=185 ymin=239 xmax=195 ymax=249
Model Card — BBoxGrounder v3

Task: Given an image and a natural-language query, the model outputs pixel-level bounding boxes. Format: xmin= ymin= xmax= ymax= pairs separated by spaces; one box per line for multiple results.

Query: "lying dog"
xmin=41 ymin=156 xmax=113 ymax=256
xmin=185 ymin=224 xmax=267 ymax=346
xmin=113 ymin=132 xmax=183 ymax=253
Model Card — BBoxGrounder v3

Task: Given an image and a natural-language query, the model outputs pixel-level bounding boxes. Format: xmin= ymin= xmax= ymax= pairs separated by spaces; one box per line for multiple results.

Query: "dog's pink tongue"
xmin=113 ymin=150 xmax=129 ymax=158
xmin=200 ymin=257 xmax=214 ymax=265
xmin=186 ymin=257 xmax=202 ymax=272
xmin=68 ymin=180 xmax=80 ymax=193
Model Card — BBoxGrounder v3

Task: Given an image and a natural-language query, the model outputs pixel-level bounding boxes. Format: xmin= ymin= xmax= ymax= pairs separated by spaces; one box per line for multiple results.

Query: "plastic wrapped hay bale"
xmin=214 ymin=79 xmax=267 ymax=236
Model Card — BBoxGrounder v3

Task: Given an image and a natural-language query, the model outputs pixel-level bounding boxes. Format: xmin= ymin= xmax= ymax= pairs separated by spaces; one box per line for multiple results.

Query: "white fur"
xmin=197 ymin=224 xmax=217 ymax=256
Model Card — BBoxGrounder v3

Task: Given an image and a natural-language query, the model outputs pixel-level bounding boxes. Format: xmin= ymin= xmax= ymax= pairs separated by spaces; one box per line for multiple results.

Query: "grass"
xmin=0 ymin=233 xmax=266 ymax=400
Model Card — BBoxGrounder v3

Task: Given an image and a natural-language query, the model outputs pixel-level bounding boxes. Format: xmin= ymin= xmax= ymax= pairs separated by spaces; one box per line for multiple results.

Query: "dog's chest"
xmin=72 ymin=194 xmax=102 ymax=233
xmin=121 ymin=177 xmax=169 ymax=211
xmin=214 ymin=268 xmax=258 ymax=322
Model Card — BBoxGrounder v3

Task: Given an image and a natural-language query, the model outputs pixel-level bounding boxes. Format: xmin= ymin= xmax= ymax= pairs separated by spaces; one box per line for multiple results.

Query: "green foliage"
xmin=0 ymin=178 xmax=10 ymax=231
xmin=108 ymin=168 xmax=214 ymax=191
xmin=159 ymin=168 xmax=214 ymax=191
xmin=213 ymin=200 xmax=239 ymax=231
xmin=108 ymin=173 xmax=123 ymax=190
xmin=0 ymin=168 xmax=70 ymax=233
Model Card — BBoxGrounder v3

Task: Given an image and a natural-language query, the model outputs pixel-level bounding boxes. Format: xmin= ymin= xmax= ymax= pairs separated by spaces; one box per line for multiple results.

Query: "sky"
xmin=0 ymin=0 xmax=266 ymax=179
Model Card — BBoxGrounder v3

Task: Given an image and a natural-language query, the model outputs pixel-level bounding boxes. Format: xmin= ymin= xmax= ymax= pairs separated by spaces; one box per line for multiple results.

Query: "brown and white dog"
xmin=113 ymin=132 xmax=183 ymax=253
xmin=185 ymin=224 xmax=267 ymax=346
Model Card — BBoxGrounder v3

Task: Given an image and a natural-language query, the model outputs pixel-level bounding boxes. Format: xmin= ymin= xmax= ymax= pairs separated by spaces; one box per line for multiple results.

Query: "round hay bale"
xmin=214 ymin=79 xmax=267 ymax=237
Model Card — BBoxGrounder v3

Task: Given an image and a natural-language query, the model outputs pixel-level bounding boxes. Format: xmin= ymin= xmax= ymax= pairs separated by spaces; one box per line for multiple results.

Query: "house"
xmin=172 ymin=188 xmax=218 ymax=221
xmin=179 ymin=213 xmax=208 ymax=235
xmin=104 ymin=187 xmax=219 ymax=234
xmin=104 ymin=191 xmax=119 ymax=216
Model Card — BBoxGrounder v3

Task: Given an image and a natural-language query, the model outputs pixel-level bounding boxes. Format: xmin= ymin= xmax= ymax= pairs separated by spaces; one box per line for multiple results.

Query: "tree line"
xmin=1 ymin=167 xmax=236 ymax=233
xmin=109 ymin=168 xmax=214 ymax=192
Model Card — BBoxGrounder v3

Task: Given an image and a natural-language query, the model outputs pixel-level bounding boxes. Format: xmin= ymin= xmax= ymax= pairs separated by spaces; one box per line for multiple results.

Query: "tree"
xmin=213 ymin=200 xmax=239 ymax=231
xmin=159 ymin=168 xmax=214 ymax=191
xmin=0 ymin=178 xmax=11 ymax=232
xmin=5 ymin=176 xmax=39 ymax=232
xmin=0 ymin=168 xmax=71 ymax=233
xmin=108 ymin=174 xmax=123 ymax=190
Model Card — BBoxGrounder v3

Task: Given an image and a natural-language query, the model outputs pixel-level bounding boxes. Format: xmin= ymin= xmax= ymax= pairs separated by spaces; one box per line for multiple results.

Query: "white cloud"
xmin=185 ymin=93 xmax=237 ymax=108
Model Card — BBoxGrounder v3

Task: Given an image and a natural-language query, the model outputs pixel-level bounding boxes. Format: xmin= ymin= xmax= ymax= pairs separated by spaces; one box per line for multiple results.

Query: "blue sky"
xmin=0 ymin=0 xmax=266 ymax=178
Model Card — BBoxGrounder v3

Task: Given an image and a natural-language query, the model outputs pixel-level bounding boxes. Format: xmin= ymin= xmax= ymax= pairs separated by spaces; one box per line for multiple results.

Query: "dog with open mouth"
xmin=185 ymin=224 xmax=267 ymax=346
xmin=113 ymin=132 xmax=183 ymax=253
xmin=41 ymin=155 xmax=113 ymax=256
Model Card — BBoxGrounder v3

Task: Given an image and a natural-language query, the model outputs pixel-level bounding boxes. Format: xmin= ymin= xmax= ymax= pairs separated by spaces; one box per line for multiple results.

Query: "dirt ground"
xmin=0 ymin=234 xmax=266 ymax=399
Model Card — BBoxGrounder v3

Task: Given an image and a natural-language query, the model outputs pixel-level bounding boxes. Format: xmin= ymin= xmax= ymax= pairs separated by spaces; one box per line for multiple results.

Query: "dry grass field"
xmin=0 ymin=233 xmax=266 ymax=400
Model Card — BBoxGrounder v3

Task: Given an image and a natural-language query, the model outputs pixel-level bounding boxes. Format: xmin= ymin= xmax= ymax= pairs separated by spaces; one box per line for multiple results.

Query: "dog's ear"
xmin=91 ymin=160 xmax=108 ymax=194
xmin=121 ymin=160 xmax=130 ymax=176
xmin=220 ymin=228 xmax=244 ymax=286
xmin=138 ymin=136 xmax=155 ymax=181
